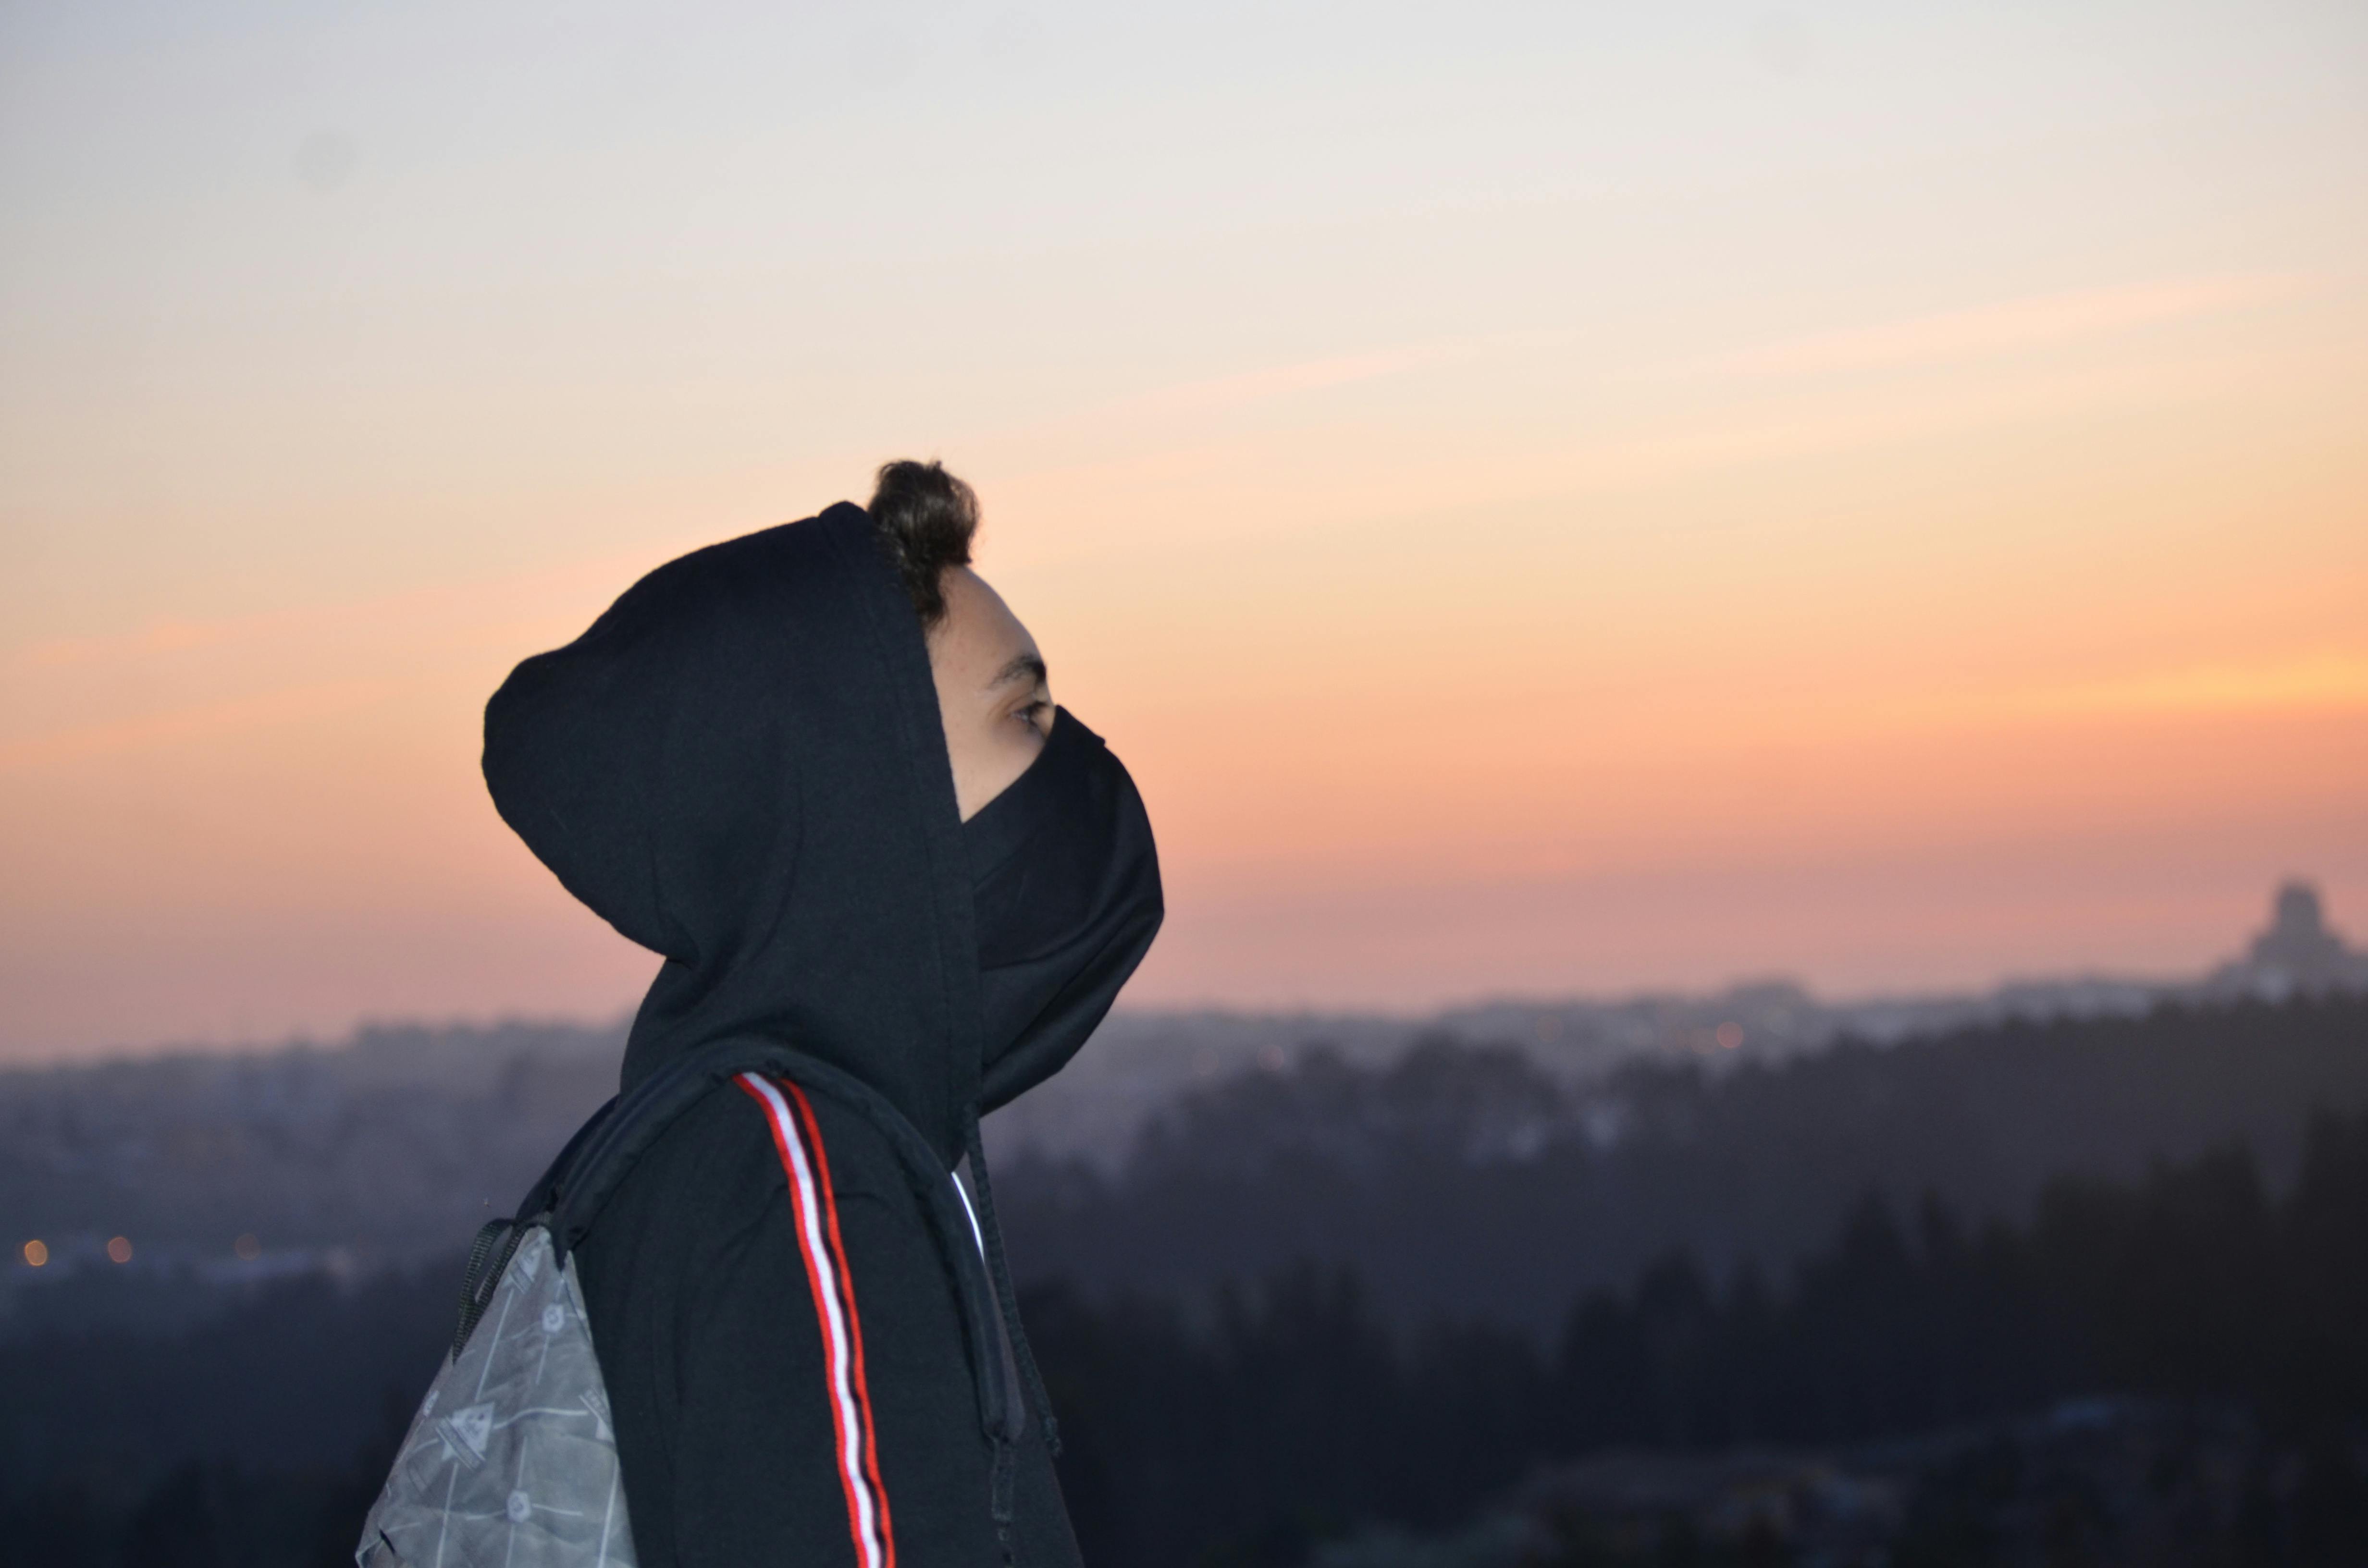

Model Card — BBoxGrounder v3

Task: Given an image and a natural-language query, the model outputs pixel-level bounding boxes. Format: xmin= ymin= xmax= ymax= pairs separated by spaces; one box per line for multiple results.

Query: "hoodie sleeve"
xmin=575 ymin=1083 xmax=1028 ymax=1568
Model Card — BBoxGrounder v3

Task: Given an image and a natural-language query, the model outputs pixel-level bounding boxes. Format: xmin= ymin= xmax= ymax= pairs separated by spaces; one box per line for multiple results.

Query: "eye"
xmin=1017 ymin=699 xmax=1051 ymax=735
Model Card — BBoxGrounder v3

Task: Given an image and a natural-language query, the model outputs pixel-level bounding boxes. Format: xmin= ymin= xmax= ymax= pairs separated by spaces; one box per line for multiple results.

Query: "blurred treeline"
xmin=0 ymin=1019 xmax=624 ymax=1268
xmin=1034 ymin=1106 xmax=2368 ymax=1564
xmin=5 ymin=1110 xmax=2362 ymax=1566
xmin=2 ymin=999 xmax=2365 ymax=1566
xmin=1002 ymin=997 xmax=2368 ymax=1329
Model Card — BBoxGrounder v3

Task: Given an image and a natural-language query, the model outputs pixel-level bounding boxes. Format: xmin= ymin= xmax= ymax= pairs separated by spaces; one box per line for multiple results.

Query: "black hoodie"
xmin=482 ymin=502 xmax=1160 ymax=1567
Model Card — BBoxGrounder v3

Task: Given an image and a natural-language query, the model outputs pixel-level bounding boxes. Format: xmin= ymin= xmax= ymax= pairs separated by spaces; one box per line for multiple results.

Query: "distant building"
xmin=2202 ymin=881 xmax=2368 ymax=1001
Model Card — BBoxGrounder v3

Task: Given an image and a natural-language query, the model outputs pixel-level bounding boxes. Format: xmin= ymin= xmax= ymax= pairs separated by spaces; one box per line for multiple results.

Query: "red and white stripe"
xmin=735 ymin=1072 xmax=896 ymax=1568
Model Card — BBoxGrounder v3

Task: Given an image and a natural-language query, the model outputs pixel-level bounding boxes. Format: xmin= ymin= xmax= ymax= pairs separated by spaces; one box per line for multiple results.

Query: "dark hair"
xmin=866 ymin=459 xmax=978 ymax=627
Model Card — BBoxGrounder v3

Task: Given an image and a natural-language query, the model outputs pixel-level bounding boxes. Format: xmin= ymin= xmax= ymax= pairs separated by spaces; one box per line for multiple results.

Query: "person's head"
xmin=867 ymin=460 xmax=1052 ymax=821
xmin=484 ymin=464 xmax=1160 ymax=1130
xmin=860 ymin=457 xmax=1161 ymax=1107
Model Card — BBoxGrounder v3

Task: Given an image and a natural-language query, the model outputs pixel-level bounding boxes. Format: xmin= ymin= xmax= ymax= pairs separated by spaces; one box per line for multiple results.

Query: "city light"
xmin=21 ymin=1240 xmax=45 ymax=1268
xmin=106 ymin=1236 xmax=133 ymax=1264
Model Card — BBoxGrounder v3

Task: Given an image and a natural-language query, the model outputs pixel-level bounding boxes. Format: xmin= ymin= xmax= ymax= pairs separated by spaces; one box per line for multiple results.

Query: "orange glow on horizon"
xmin=2 ymin=3 xmax=2363 ymax=1057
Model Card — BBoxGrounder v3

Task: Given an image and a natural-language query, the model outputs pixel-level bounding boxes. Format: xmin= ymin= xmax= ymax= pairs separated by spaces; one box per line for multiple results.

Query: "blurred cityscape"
xmin=4 ymin=882 xmax=2365 ymax=1566
xmin=6 ymin=881 xmax=2360 ymax=1304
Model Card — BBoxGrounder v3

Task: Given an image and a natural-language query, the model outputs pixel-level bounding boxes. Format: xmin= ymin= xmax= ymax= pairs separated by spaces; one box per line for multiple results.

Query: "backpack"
xmin=355 ymin=1039 xmax=1025 ymax=1568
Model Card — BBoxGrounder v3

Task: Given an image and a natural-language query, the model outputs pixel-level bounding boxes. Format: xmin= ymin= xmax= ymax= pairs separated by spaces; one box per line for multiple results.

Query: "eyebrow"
xmin=988 ymin=652 xmax=1047 ymax=692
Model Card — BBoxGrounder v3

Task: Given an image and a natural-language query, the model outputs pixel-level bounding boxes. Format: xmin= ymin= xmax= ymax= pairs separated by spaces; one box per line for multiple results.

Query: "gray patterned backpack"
xmin=356 ymin=1039 xmax=1020 ymax=1568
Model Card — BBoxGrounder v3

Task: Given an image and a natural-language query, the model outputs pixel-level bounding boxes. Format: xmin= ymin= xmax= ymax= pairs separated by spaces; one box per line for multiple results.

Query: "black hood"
xmin=483 ymin=502 xmax=1149 ymax=1165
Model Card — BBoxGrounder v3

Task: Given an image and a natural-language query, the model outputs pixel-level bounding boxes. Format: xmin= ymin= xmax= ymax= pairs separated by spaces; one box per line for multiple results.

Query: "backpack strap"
xmin=517 ymin=1090 xmax=620 ymax=1222
xmin=539 ymin=1038 xmax=789 ymax=1259
xmin=502 ymin=1035 xmax=1019 ymax=1444
xmin=449 ymin=1096 xmax=619 ymax=1359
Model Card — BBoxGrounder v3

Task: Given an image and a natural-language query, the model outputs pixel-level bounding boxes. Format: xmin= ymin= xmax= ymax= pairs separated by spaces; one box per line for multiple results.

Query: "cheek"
xmin=968 ymin=723 xmax=1045 ymax=815
xmin=946 ymin=703 xmax=1047 ymax=820
xmin=992 ymin=722 xmax=1047 ymax=787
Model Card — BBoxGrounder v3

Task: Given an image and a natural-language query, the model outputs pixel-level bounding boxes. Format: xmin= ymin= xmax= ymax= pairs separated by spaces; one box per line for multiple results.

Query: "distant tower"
xmin=2219 ymin=880 xmax=2368 ymax=998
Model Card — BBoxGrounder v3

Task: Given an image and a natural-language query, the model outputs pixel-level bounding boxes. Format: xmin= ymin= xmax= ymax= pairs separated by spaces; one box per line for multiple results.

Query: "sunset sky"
xmin=4 ymin=1 xmax=2365 ymax=1060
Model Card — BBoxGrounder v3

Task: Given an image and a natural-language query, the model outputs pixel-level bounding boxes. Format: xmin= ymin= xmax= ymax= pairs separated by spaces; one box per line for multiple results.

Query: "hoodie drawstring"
xmin=962 ymin=1115 xmax=1062 ymax=1459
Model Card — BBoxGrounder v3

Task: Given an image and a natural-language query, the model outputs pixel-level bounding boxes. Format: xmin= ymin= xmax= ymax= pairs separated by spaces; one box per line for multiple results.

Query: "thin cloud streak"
xmin=1674 ymin=275 xmax=2306 ymax=380
xmin=997 ymin=334 xmax=2301 ymax=559
xmin=0 ymin=552 xmax=669 ymax=776
xmin=0 ymin=680 xmax=406 ymax=772
xmin=2007 ymin=652 xmax=2368 ymax=721
xmin=1008 ymin=274 xmax=2299 ymax=491
xmin=1116 ymin=339 xmax=1499 ymax=417
xmin=4 ymin=551 xmax=659 ymax=675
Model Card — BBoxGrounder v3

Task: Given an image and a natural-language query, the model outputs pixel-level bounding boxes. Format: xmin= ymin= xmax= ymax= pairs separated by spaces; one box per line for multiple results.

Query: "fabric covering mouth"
xmin=965 ymin=706 xmax=1163 ymax=1112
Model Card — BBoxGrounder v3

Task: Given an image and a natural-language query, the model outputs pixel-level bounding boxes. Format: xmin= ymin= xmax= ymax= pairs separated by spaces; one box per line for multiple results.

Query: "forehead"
xmin=932 ymin=567 xmax=1038 ymax=686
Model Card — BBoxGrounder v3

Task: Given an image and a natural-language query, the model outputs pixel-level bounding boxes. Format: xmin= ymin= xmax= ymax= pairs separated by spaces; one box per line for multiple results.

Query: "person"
xmin=480 ymin=460 xmax=1163 ymax=1567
